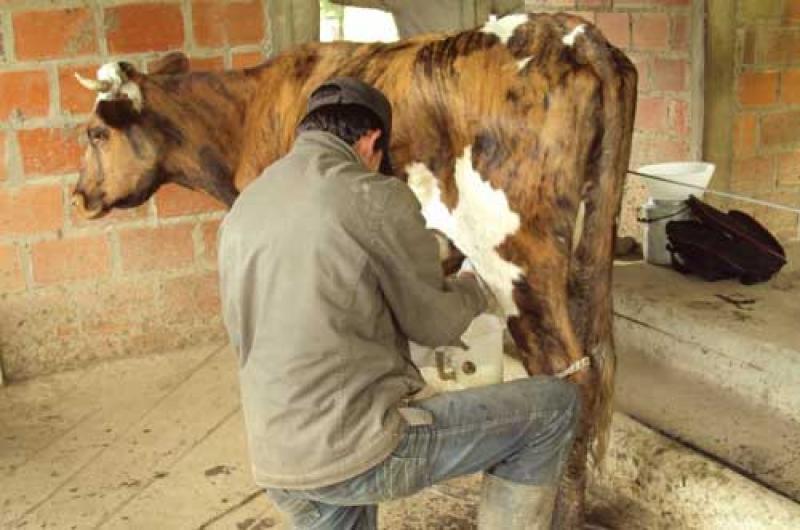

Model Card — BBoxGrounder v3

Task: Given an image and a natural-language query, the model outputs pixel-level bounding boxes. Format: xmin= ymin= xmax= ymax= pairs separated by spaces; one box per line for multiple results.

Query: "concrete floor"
xmin=0 ymin=343 xmax=489 ymax=529
xmin=3 ymin=340 xmax=799 ymax=529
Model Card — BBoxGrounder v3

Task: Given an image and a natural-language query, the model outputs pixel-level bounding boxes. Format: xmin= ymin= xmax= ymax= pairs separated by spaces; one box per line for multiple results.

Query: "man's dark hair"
xmin=296 ymin=103 xmax=390 ymax=156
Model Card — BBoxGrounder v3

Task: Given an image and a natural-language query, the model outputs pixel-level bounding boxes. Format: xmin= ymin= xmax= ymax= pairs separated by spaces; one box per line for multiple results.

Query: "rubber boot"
xmin=477 ymin=473 xmax=558 ymax=530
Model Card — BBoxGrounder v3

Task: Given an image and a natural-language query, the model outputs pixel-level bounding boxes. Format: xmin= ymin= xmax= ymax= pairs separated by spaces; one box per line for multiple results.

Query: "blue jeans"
xmin=265 ymin=377 xmax=579 ymax=529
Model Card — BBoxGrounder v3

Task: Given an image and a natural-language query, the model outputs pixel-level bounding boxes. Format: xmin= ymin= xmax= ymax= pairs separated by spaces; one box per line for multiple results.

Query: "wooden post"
xmin=704 ymin=0 xmax=736 ymax=194
xmin=268 ymin=0 xmax=320 ymax=55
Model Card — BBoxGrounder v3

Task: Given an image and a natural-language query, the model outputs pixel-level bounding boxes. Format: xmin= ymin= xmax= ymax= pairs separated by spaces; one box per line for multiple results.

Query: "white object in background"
xmin=343 ymin=7 xmax=398 ymax=42
xmin=636 ymin=162 xmax=715 ymax=266
xmin=637 ymin=162 xmax=715 ymax=202
xmin=411 ymin=313 xmax=506 ymax=393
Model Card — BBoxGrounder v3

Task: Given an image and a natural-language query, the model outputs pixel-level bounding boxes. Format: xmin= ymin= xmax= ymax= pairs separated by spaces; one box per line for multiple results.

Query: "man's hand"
xmin=458 ymin=259 xmax=503 ymax=317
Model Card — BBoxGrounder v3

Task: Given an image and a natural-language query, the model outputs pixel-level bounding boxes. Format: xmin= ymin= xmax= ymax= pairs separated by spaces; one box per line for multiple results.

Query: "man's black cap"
xmin=304 ymin=77 xmax=393 ymax=174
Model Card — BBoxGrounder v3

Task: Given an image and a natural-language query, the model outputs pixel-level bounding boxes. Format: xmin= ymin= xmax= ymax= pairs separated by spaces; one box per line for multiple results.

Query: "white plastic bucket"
xmin=637 ymin=162 xmax=715 ymax=202
xmin=410 ymin=313 xmax=506 ymax=393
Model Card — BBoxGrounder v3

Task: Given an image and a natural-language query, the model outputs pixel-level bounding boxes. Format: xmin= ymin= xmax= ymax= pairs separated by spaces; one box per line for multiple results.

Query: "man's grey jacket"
xmin=218 ymin=131 xmax=487 ymax=489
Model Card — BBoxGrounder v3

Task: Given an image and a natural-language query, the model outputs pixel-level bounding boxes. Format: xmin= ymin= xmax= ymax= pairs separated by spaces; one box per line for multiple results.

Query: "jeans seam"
xmin=432 ymin=410 xmax=558 ymax=436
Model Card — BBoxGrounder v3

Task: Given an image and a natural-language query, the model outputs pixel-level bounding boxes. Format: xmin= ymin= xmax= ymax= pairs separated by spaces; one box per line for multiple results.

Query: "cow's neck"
xmin=158 ymin=71 xmax=258 ymax=207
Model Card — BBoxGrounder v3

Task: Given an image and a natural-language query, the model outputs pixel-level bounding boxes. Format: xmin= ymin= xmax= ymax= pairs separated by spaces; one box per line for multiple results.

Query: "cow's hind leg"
xmin=549 ymin=16 xmax=638 ymax=530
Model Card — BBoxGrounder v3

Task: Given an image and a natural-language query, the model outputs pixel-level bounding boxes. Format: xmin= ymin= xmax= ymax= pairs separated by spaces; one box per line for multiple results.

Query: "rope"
xmin=555 ymin=356 xmax=591 ymax=379
xmin=627 ymin=170 xmax=800 ymax=215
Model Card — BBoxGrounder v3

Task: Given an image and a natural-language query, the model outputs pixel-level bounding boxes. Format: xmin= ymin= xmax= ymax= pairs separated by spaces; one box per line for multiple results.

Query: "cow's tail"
xmin=563 ymin=14 xmax=638 ymax=466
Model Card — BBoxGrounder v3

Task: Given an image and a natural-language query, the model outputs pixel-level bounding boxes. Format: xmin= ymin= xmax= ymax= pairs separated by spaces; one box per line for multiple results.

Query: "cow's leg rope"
xmin=555 ymin=356 xmax=591 ymax=379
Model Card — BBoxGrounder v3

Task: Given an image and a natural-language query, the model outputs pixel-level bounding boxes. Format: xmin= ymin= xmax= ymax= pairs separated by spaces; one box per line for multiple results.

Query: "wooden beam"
xmin=704 ymin=0 xmax=737 ymax=193
xmin=268 ymin=0 xmax=320 ymax=55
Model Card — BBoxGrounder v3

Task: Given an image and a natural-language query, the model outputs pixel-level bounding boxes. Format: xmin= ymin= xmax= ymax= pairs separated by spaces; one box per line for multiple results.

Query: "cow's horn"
xmin=74 ymin=73 xmax=112 ymax=93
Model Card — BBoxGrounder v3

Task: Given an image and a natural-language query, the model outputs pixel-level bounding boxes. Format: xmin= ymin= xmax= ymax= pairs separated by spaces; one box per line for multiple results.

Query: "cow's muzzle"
xmin=71 ymin=190 xmax=107 ymax=219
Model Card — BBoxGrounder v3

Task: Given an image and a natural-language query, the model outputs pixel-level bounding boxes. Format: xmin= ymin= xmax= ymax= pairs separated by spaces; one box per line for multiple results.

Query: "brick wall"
xmin=523 ymin=0 xmax=697 ymax=239
xmin=732 ymin=0 xmax=800 ymax=240
xmin=0 ymin=1 xmax=271 ymax=381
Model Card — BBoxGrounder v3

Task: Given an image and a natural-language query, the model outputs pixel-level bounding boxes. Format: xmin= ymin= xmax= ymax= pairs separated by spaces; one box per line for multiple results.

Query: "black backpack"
xmin=665 ymin=196 xmax=787 ymax=285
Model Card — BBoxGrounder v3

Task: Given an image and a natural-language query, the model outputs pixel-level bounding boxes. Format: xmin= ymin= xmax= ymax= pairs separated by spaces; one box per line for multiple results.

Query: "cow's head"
xmin=73 ymin=54 xmax=189 ymax=218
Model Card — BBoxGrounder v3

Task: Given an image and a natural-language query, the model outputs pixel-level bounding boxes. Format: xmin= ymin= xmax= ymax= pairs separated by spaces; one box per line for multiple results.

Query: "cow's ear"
xmin=118 ymin=62 xmax=140 ymax=81
xmin=97 ymin=99 xmax=140 ymax=129
xmin=149 ymin=52 xmax=190 ymax=75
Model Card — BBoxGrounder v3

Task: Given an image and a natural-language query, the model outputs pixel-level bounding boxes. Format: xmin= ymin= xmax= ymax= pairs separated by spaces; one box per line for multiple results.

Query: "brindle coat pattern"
xmin=74 ymin=13 xmax=637 ymax=528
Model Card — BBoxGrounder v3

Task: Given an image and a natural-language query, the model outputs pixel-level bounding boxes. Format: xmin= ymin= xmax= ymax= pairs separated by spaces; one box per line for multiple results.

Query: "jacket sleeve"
xmin=365 ymin=180 xmax=488 ymax=347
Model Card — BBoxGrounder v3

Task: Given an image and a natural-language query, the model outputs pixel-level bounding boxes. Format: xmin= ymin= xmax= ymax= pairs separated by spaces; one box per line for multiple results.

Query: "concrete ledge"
xmin=612 ymin=243 xmax=800 ymax=500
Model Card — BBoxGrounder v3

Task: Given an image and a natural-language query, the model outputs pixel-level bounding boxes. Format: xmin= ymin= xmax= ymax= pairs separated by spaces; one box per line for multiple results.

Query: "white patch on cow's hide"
xmin=517 ymin=57 xmax=533 ymax=71
xmin=562 ymin=24 xmax=586 ymax=47
xmin=480 ymin=13 xmax=529 ymax=45
xmin=573 ymin=200 xmax=586 ymax=252
xmin=96 ymin=62 xmax=143 ymax=111
xmin=405 ymin=147 xmax=525 ymax=317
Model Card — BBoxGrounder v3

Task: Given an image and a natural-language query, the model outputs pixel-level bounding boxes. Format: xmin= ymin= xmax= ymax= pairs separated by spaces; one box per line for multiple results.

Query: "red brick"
xmin=595 ymin=13 xmax=630 ymax=49
xmin=731 ymin=156 xmax=774 ymax=193
xmin=787 ymin=0 xmax=800 ymax=23
xmin=18 ymin=127 xmax=82 ymax=177
xmin=0 ymin=132 xmax=6 ymax=181
xmin=0 ymin=244 xmax=26 ymax=294
xmin=0 ymin=70 xmax=49 ymax=121
xmin=733 ymin=113 xmax=758 ymax=159
xmin=777 ymin=151 xmax=800 ymax=187
xmin=781 ymin=69 xmax=800 ymax=104
xmin=59 ymin=64 xmax=101 ymax=115
xmin=653 ymin=58 xmax=686 ymax=92
xmin=13 ymin=8 xmax=96 ymax=60
xmin=193 ymin=0 xmax=265 ymax=48
xmin=155 ymin=184 xmax=225 ymax=218
xmin=761 ymin=110 xmax=800 ymax=148
xmin=162 ymin=271 xmax=220 ymax=319
xmin=201 ymin=219 xmax=222 ymax=264
xmin=615 ymin=0 xmax=689 ymax=5
xmin=647 ymin=136 xmax=689 ymax=162
xmin=631 ymin=14 xmax=670 ymax=50
xmin=635 ymin=96 xmax=668 ymax=131
xmin=119 ymin=224 xmax=195 ymax=272
xmin=0 ymin=185 xmax=63 ymax=237
xmin=226 ymin=1 xmax=266 ymax=45
xmin=231 ymin=51 xmax=264 ymax=69
xmin=626 ymin=52 xmax=651 ymax=91
xmin=669 ymin=99 xmax=689 ymax=136
xmin=521 ymin=1 xmax=575 ymax=8
xmin=671 ymin=14 xmax=690 ymax=51
xmin=738 ymin=71 xmax=779 ymax=107
xmin=761 ymin=29 xmax=800 ymax=65
xmin=190 ymin=55 xmax=225 ymax=71
xmin=106 ymin=3 xmax=185 ymax=54
xmin=193 ymin=1 xmax=225 ymax=47
xmin=31 ymin=236 xmax=111 ymax=285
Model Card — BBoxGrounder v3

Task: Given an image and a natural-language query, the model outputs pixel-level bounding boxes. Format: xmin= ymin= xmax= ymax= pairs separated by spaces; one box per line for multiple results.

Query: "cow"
xmin=73 ymin=12 xmax=637 ymax=528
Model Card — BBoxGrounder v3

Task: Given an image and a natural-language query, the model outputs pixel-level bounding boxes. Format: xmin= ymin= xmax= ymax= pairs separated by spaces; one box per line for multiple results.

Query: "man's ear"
xmin=354 ymin=129 xmax=383 ymax=172
xmin=361 ymin=129 xmax=382 ymax=154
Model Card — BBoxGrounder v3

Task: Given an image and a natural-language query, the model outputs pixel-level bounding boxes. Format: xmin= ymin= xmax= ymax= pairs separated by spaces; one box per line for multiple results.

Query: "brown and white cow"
xmin=73 ymin=13 xmax=637 ymax=528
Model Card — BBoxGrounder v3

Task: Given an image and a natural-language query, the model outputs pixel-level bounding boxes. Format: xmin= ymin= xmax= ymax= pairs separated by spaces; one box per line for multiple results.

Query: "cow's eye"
xmin=88 ymin=127 xmax=109 ymax=143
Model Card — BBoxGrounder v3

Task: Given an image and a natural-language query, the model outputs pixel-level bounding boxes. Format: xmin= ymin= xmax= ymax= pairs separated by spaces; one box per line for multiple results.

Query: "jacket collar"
xmin=292 ymin=131 xmax=361 ymax=166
